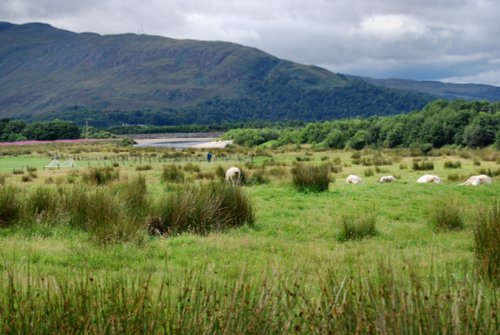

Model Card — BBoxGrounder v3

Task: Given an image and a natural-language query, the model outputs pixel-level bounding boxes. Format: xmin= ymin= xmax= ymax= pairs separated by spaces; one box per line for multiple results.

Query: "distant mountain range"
xmin=353 ymin=76 xmax=500 ymax=102
xmin=0 ymin=22 xmax=498 ymax=126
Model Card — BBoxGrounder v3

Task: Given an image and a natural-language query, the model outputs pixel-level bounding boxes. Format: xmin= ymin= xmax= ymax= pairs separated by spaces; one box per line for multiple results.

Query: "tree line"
xmin=0 ymin=119 xmax=80 ymax=142
xmin=222 ymin=100 xmax=500 ymax=149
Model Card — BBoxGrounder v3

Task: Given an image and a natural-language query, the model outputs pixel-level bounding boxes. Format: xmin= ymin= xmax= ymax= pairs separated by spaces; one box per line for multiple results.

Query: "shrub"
xmin=444 ymin=161 xmax=461 ymax=169
xmin=429 ymin=198 xmax=464 ymax=231
xmin=412 ymin=161 xmax=434 ymax=171
xmin=150 ymin=182 xmax=254 ymax=236
xmin=82 ymin=167 xmax=119 ymax=185
xmin=473 ymin=202 xmax=499 ymax=284
xmin=0 ymin=186 xmax=21 ymax=227
xmin=337 ymin=212 xmax=377 ymax=241
xmin=291 ymin=164 xmax=330 ymax=192
xmin=161 ymin=165 xmax=184 ymax=183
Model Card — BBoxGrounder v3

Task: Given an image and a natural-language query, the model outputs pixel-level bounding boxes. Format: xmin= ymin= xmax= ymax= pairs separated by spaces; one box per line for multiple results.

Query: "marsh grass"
xmin=86 ymin=189 xmax=145 ymax=245
xmin=412 ymin=161 xmax=434 ymax=171
xmin=82 ymin=167 xmax=119 ymax=185
xmin=0 ymin=186 xmax=21 ymax=227
xmin=291 ymin=164 xmax=330 ymax=192
xmin=337 ymin=212 xmax=377 ymax=241
xmin=150 ymin=182 xmax=254 ymax=236
xmin=25 ymin=186 xmax=59 ymax=222
xmin=429 ymin=198 xmax=464 ymax=231
xmin=444 ymin=160 xmax=462 ymax=169
xmin=161 ymin=164 xmax=185 ymax=183
xmin=1 ymin=262 xmax=495 ymax=334
xmin=473 ymin=202 xmax=500 ymax=284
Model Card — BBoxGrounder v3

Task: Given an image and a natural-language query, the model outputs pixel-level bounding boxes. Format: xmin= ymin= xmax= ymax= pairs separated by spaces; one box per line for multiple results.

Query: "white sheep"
xmin=417 ymin=174 xmax=441 ymax=184
xmin=379 ymin=175 xmax=396 ymax=183
xmin=225 ymin=167 xmax=242 ymax=184
xmin=460 ymin=174 xmax=492 ymax=186
xmin=345 ymin=175 xmax=363 ymax=184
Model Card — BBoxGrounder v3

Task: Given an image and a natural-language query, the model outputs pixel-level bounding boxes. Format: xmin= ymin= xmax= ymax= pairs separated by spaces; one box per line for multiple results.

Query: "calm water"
xmin=134 ymin=140 xmax=210 ymax=149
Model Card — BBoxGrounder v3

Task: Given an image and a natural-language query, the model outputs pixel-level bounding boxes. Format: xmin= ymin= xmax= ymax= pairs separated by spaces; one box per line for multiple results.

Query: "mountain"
xmin=352 ymin=76 xmax=500 ymax=102
xmin=0 ymin=22 xmax=449 ymax=126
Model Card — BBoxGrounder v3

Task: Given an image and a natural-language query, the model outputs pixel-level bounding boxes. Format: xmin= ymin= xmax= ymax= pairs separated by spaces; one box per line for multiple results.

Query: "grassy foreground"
xmin=0 ymin=143 xmax=499 ymax=333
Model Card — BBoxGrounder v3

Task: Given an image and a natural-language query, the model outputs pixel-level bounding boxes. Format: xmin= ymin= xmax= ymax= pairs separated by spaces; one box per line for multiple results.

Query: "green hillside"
xmin=0 ymin=22 xmax=435 ymax=125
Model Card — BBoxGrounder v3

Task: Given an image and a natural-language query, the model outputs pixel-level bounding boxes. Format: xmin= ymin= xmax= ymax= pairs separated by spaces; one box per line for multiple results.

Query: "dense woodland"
xmin=2 ymin=100 xmax=500 ymax=149
xmin=222 ymin=100 xmax=500 ymax=149
xmin=0 ymin=119 xmax=80 ymax=142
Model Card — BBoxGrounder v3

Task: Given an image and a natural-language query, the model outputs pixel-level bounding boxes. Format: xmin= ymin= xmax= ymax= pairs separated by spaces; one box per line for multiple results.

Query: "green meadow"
xmin=0 ymin=142 xmax=498 ymax=334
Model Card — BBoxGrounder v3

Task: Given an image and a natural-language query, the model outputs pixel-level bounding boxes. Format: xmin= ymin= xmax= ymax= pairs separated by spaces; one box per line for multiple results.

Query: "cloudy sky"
xmin=2 ymin=0 xmax=500 ymax=85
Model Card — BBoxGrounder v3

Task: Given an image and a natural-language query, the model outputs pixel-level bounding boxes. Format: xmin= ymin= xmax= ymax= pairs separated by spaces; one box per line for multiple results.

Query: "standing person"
xmin=207 ymin=152 xmax=212 ymax=163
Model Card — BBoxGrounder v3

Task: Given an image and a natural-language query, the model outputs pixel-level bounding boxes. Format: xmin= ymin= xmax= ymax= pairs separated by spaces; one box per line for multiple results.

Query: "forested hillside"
xmin=0 ymin=22 xmax=433 ymax=125
xmin=223 ymin=100 xmax=500 ymax=149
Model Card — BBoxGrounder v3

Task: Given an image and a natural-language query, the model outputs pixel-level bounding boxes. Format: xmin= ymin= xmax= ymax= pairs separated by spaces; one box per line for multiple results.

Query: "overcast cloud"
xmin=2 ymin=0 xmax=500 ymax=85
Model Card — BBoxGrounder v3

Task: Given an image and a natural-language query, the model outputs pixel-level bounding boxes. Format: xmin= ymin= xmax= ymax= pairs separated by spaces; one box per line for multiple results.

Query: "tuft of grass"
xmin=291 ymin=164 xmax=330 ymax=192
xmin=25 ymin=186 xmax=58 ymax=222
xmin=161 ymin=164 xmax=184 ymax=183
xmin=12 ymin=168 xmax=24 ymax=175
xmin=363 ymin=168 xmax=374 ymax=177
xmin=473 ymin=202 xmax=499 ymax=284
xmin=429 ymin=198 xmax=464 ymax=231
xmin=183 ymin=163 xmax=200 ymax=173
xmin=0 ymin=186 xmax=21 ymax=227
xmin=86 ymin=189 xmax=145 ymax=245
xmin=135 ymin=164 xmax=152 ymax=171
xmin=247 ymin=169 xmax=270 ymax=185
xmin=117 ymin=175 xmax=149 ymax=218
xmin=447 ymin=173 xmax=461 ymax=182
xmin=149 ymin=182 xmax=254 ymax=236
xmin=82 ymin=167 xmax=119 ymax=185
xmin=444 ymin=161 xmax=461 ymax=169
xmin=337 ymin=212 xmax=377 ymax=241
xmin=412 ymin=161 xmax=434 ymax=171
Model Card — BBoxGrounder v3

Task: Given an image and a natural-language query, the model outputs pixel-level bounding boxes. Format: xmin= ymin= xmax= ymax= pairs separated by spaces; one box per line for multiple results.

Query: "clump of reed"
xmin=161 ymin=164 xmax=185 ymax=183
xmin=149 ymin=182 xmax=254 ymax=236
xmin=363 ymin=168 xmax=374 ymax=177
xmin=429 ymin=197 xmax=464 ymax=231
xmin=0 ymin=186 xmax=21 ymax=227
xmin=473 ymin=201 xmax=499 ymax=284
xmin=412 ymin=161 xmax=434 ymax=171
xmin=82 ymin=167 xmax=119 ymax=185
xmin=337 ymin=212 xmax=377 ymax=241
xmin=444 ymin=161 xmax=461 ymax=169
xmin=1 ymin=261 xmax=494 ymax=334
xmin=135 ymin=164 xmax=152 ymax=171
xmin=291 ymin=164 xmax=330 ymax=192
xmin=247 ymin=169 xmax=270 ymax=186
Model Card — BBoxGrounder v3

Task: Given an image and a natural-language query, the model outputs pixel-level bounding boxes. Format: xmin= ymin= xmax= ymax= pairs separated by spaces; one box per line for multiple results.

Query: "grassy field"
xmin=0 ymin=143 xmax=498 ymax=333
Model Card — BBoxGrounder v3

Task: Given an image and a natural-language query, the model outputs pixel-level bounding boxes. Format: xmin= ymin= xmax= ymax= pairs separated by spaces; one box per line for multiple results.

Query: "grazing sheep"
xmin=379 ymin=175 xmax=396 ymax=183
xmin=225 ymin=167 xmax=242 ymax=184
xmin=460 ymin=174 xmax=492 ymax=186
xmin=345 ymin=175 xmax=363 ymax=184
xmin=417 ymin=174 xmax=441 ymax=184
